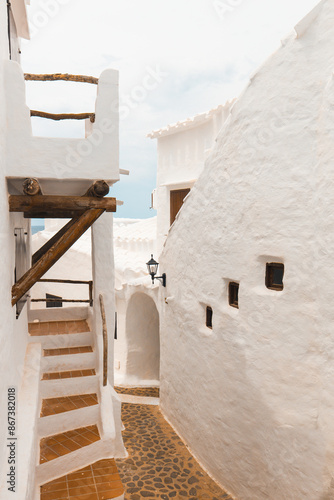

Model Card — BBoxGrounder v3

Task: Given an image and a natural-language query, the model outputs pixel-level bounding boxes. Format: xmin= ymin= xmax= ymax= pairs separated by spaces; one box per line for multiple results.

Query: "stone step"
xmin=40 ymin=458 xmax=124 ymax=500
xmin=42 ymin=349 xmax=96 ymax=373
xmin=40 ymin=394 xmax=98 ymax=418
xmin=29 ymin=319 xmax=90 ymax=336
xmin=30 ymin=331 xmax=93 ymax=349
xmin=40 ymin=374 xmax=99 ymax=399
xmin=40 ymin=425 xmax=101 ymax=465
xmin=42 ymin=369 xmax=96 ymax=380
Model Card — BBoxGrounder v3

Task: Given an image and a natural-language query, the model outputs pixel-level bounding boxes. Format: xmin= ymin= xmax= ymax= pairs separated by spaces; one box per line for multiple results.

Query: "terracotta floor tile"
xmin=68 ymin=485 xmax=97 ymax=496
xmin=43 ymin=346 xmax=93 ymax=356
xmin=41 ymin=480 xmax=68 ymax=492
xmin=93 ymin=468 xmax=119 ymax=479
xmin=93 ymin=474 xmax=120 ymax=484
xmin=67 ymin=477 xmax=95 ymax=488
xmin=30 ymin=320 xmax=90 ymax=337
xmin=98 ymin=489 xmax=124 ymax=500
xmin=40 ymin=460 xmax=123 ymax=500
xmin=40 ymin=426 xmax=100 ymax=464
xmin=95 ymin=480 xmax=123 ymax=492
xmin=40 ymin=394 xmax=98 ymax=417
xmin=70 ymin=494 xmax=98 ymax=500
xmin=41 ymin=490 xmax=68 ymax=500
xmin=67 ymin=470 xmax=93 ymax=481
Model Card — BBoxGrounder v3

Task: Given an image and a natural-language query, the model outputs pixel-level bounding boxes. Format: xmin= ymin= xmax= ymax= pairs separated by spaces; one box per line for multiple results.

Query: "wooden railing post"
xmin=99 ymin=294 xmax=108 ymax=387
xmin=89 ymin=281 xmax=93 ymax=307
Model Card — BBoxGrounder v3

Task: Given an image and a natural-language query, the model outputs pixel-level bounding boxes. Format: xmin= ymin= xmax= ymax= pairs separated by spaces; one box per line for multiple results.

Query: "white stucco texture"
xmin=159 ymin=1 xmax=334 ymax=499
xmin=125 ymin=292 xmax=160 ymax=382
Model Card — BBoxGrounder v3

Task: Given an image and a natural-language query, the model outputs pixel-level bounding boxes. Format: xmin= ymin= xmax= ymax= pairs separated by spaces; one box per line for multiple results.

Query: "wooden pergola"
xmin=10 ymin=179 xmax=116 ymax=307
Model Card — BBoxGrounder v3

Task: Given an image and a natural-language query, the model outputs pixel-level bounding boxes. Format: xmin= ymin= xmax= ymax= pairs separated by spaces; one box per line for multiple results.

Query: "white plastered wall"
xmin=159 ymin=1 xmax=334 ymax=499
xmin=0 ymin=4 xmax=38 ymax=499
xmin=154 ymin=104 xmax=232 ymax=255
xmin=114 ymin=282 xmax=159 ymax=387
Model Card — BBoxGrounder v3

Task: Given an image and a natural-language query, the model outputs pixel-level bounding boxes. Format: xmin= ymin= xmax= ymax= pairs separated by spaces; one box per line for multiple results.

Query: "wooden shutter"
xmin=170 ymin=189 xmax=190 ymax=225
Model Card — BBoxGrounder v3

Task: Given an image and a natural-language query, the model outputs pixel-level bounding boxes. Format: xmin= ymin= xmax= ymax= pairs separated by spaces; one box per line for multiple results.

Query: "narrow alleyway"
xmin=115 ymin=387 xmax=233 ymax=500
xmin=33 ymin=320 xmax=233 ymax=499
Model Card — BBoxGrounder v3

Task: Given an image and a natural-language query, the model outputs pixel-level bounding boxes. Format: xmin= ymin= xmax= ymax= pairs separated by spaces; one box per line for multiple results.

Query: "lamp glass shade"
xmin=146 ymin=255 xmax=159 ymax=276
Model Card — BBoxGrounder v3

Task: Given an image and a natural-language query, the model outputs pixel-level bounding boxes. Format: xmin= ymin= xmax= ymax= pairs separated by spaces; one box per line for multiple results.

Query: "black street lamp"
xmin=146 ymin=255 xmax=166 ymax=287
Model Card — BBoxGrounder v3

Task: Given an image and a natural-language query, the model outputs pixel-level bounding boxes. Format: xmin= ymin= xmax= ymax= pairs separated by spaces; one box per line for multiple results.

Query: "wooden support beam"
xmin=9 ymin=195 xmax=116 ymax=217
xmin=24 ymin=73 xmax=99 ymax=85
xmin=30 ymin=110 xmax=95 ymax=122
xmin=85 ymin=180 xmax=110 ymax=198
xmin=22 ymin=178 xmax=42 ymax=196
xmin=12 ymin=209 xmax=104 ymax=306
xmin=32 ymin=217 xmax=79 ymax=266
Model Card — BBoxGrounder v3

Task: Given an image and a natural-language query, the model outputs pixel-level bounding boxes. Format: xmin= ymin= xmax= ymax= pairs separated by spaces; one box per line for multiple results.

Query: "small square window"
xmin=266 ymin=263 xmax=284 ymax=291
xmin=229 ymin=282 xmax=239 ymax=308
xmin=206 ymin=306 xmax=213 ymax=329
xmin=46 ymin=293 xmax=63 ymax=308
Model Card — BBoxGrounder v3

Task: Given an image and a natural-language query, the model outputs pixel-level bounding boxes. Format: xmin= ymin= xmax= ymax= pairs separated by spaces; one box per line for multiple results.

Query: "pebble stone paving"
xmin=116 ymin=388 xmax=234 ymax=500
xmin=115 ymin=386 xmax=160 ymax=398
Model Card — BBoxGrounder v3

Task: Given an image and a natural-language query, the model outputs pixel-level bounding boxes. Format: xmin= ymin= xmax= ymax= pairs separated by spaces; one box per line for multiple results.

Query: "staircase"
xmin=29 ymin=319 xmax=125 ymax=500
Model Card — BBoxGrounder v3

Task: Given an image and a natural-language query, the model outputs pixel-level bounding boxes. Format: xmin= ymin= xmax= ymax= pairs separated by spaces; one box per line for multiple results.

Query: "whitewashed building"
xmin=158 ymin=1 xmax=334 ymax=499
xmin=148 ymin=102 xmax=234 ymax=255
xmin=0 ymin=1 xmax=126 ymax=499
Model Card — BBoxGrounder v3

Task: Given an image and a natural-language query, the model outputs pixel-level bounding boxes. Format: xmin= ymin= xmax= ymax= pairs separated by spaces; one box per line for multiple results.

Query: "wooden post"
xmin=12 ymin=209 xmax=104 ymax=306
xmin=24 ymin=73 xmax=99 ymax=85
xmin=85 ymin=181 xmax=110 ymax=198
xmin=99 ymin=294 xmax=108 ymax=387
xmin=22 ymin=178 xmax=42 ymax=196
xmin=9 ymin=195 xmax=116 ymax=217
xmin=89 ymin=281 xmax=93 ymax=307
xmin=30 ymin=110 xmax=95 ymax=122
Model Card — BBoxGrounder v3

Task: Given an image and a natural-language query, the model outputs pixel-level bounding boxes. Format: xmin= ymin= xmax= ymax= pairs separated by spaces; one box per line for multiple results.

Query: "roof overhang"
xmin=11 ymin=0 xmax=30 ymax=40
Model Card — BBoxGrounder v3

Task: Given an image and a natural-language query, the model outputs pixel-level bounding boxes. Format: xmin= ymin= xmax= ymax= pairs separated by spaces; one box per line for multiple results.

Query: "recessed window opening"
xmin=266 ymin=263 xmax=284 ymax=291
xmin=206 ymin=306 xmax=213 ymax=329
xmin=46 ymin=293 xmax=63 ymax=308
xmin=229 ymin=282 xmax=239 ymax=308
xmin=170 ymin=188 xmax=190 ymax=225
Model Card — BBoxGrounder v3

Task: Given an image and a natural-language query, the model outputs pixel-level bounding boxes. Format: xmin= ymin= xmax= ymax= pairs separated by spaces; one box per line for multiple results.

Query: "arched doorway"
xmin=126 ymin=292 xmax=160 ymax=382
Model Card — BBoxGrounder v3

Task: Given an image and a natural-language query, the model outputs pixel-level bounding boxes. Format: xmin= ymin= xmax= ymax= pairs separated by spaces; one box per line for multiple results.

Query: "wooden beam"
xmin=32 ymin=217 xmax=79 ymax=266
xmin=22 ymin=178 xmax=42 ymax=196
xmin=30 ymin=110 xmax=95 ymax=122
xmin=85 ymin=180 xmax=110 ymax=198
xmin=24 ymin=73 xmax=99 ymax=84
xmin=12 ymin=209 xmax=104 ymax=306
xmin=9 ymin=195 xmax=116 ymax=216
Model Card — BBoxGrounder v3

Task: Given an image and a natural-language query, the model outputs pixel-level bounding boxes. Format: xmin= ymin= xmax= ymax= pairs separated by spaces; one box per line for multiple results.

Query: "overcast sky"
xmin=21 ymin=0 xmax=320 ymax=219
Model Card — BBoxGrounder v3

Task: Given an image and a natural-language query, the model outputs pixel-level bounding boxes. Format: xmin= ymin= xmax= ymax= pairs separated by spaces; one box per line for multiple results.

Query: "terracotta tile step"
xmin=42 ymin=369 xmax=96 ymax=381
xmin=40 ymin=425 xmax=100 ymax=464
xmin=29 ymin=320 xmax=90 ymax=336
xmin=40 ymin=394 xmax=99 ymax=417
xmin=40 ymin=459 xmax=124 ymax=500
xmin=43 ymin=346 xmax=93 ymax=357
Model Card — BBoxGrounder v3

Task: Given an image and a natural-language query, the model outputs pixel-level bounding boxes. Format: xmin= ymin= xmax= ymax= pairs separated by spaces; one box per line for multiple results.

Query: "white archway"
xmin=125 ymin=292 xmax=160 ymax=382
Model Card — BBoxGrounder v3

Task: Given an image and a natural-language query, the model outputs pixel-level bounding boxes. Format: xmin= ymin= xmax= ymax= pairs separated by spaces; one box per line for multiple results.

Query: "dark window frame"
xmin=266 ymin=262 xmax=284 ymax=291
xmin=206 ymin=306 xmax=213 ymax=329
xmin=46 ymin=293 xmax=63 ymax=308
xmin=229 ymin=282 xmax=239 ymax=309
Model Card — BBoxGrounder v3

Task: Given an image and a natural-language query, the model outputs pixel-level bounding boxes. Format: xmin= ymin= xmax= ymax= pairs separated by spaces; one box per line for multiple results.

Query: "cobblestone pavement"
xmin=116 ymin=391 xmax=233 ymax=499
xmin=115 ymin=386 xmax=160 ymax=398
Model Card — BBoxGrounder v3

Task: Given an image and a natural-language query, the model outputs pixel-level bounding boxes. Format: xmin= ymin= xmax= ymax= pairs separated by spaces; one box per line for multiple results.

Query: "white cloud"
xmin=21 ymin=0 xmax=321 ymax=216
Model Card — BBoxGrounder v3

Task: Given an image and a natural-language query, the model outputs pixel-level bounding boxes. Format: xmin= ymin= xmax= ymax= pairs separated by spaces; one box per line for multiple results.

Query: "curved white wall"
xmin=159 ymin=2 xmax=334 ymax=499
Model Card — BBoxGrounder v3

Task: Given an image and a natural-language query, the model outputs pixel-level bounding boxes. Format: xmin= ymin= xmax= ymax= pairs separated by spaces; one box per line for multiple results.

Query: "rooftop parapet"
xmin=5 ymin=62 xmax=119 ymax=190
